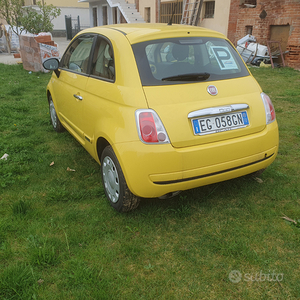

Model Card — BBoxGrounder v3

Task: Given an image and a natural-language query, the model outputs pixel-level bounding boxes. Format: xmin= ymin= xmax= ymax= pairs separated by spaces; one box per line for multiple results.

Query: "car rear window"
xmin=132 ymin=37 xmax=249 ymax=86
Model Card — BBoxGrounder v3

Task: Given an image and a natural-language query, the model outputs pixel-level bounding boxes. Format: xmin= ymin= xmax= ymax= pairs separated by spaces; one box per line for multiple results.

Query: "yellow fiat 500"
xmin=43 ymin=24 xmax=278 ymax=212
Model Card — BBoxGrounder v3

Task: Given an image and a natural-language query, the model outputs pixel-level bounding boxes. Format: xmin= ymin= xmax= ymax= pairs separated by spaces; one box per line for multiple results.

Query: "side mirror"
xmin=43 ymin=58 xmax=60 ymax=77
xmin=43 ymin=58 xmax=59 ymax=70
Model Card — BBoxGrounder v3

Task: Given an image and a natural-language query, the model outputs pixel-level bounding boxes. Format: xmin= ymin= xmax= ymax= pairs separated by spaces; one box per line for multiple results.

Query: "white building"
xmin=79 ymin=0 xmax=231 ymax=37
xmin=79 ymin=0 xmax=145 ymax=26
xmin=23 ymin=0 xmax=90 ymax=36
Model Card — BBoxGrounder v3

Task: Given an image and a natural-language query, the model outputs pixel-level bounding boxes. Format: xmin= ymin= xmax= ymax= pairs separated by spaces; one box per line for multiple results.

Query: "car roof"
xmin=79 ymin=23 xmax=226 ymax=45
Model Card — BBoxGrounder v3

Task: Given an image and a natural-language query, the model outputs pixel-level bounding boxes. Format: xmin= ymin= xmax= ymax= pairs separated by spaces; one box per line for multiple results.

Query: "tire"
xmin=101 ymin=146 xmax=140 ymax=212
xmin=49 ymin=95 xmax=65 ymax=132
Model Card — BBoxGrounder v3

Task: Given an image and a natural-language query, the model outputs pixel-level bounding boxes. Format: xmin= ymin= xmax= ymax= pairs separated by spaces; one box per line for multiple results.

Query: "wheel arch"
xmin=46 ymin=89 xmax=51 ymax=103
xmin=96 ymin=137 xmax=110 ymax=163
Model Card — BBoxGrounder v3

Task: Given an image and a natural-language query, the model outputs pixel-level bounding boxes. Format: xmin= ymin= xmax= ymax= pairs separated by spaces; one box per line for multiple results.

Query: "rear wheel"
xmin=101 ymin=146 xmax=140 ymax=212
xmin=49 ymin=95 xmax=65 ymax=132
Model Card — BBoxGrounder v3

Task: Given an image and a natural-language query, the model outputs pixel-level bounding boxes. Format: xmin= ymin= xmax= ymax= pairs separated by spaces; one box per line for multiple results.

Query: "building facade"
xmin=199 ymin=0 xmax=231 ymax=36
xmin=79 ymin=0 xmax=145 ymax=27
xmin=159 ymin=0 xmax=231 ymax=37
xmin=227 ymin=0 xmax=300 ymax=69
xmin=80 ymin=0 xmax=231 ymax=37
xmin=23 ymin=0 xmax=89 ymax=35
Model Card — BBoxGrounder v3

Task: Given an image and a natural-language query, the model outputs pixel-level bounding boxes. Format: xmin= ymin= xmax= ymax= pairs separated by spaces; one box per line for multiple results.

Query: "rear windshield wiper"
xmin=162 ymin=72 xmax=210 ymax=82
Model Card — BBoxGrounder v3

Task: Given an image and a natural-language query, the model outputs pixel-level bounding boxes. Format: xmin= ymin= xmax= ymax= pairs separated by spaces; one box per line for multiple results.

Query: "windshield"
xmin=132 ymin=37 xmax=249 ymax=86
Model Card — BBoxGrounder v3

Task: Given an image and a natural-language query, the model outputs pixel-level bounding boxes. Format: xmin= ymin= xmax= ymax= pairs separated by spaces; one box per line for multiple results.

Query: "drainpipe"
xmin=157 ymin=0 xmax=160 ymax=22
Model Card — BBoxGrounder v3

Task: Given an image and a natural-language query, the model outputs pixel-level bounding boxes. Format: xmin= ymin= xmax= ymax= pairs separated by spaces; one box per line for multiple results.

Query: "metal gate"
xmin=65 ymin=15 xmax=81 ymax=40
xmin=160 ymin=0 xmax=183 ymax=24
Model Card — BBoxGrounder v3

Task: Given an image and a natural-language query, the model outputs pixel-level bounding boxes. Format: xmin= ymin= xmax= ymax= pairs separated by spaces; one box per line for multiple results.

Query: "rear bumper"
xmin=151 ymin=152 xmax=275 ymax=185
xmin=114 ymin=121 xmax=278 ymax=198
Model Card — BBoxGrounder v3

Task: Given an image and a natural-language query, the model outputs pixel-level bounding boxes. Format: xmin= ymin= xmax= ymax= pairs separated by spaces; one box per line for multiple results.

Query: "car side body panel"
xmin=82 ymin=79 xmax=146 ymax=162
xmin=54 ymin=71 xmax=89 ymax=145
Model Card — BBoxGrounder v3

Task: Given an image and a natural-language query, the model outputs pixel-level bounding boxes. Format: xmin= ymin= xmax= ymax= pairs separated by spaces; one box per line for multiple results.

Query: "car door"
xmin=80 ymin=35 xmax=118 ymax=155
xmin=55 ymin=34 xmax=95 ymax=145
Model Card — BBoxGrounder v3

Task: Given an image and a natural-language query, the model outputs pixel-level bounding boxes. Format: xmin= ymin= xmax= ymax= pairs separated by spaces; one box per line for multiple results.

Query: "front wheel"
xmin=49 ymin=95 xmax=65 ymax=132
xmin=101 ymin=146 xmax=140 ymax=212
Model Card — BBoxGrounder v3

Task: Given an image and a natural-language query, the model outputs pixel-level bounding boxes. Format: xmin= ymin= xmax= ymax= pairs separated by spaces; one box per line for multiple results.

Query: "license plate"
xmin=192 ymin=111 xmax=249 ymax=135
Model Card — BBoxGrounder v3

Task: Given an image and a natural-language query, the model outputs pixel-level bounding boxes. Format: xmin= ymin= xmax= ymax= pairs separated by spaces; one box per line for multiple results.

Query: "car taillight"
xmin=135 ymin=109 xmax=170 ymax=144
xmin=261 ymin=92 xmax=276 ymax=124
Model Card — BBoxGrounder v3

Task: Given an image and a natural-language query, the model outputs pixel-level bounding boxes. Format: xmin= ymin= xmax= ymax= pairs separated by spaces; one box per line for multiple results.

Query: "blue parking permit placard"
xmin=211 ymin=46 xmax=239 ymax=70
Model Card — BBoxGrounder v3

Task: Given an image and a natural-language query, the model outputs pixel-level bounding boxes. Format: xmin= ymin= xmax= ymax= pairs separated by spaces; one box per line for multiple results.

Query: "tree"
xmin=0 ymin=0 xmax=61 ymax=35
xmin=0 ymin=0 xmax=24 ymax=35
xmin=20 ymin=1 xmax=61 ymax=34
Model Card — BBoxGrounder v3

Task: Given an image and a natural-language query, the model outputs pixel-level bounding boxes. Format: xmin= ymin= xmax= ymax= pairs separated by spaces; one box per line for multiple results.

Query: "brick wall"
xmin=228 ymin=0 xmax=300 ymax=69
xmin=19 ymin=35 xmax=59 ymax=73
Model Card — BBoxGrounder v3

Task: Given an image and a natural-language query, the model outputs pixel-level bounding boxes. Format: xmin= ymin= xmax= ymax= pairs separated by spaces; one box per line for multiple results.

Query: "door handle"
xmin=73 ymin=94 xmax=83 ymax=101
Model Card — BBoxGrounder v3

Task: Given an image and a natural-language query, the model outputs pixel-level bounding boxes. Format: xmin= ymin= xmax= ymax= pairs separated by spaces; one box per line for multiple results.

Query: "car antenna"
xmin=167 ymin=0 xmax=179 ymax=25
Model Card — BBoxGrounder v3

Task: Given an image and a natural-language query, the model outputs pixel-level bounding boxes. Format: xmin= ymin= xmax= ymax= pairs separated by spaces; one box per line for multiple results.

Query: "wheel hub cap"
xmin=49 ymin=101 xmax=57 ymax=128
xmin=102 ymin=156 xmax=120 ymax=203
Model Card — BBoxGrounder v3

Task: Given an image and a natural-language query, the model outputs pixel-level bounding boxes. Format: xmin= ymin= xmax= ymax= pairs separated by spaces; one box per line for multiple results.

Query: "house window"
xmin=145 ymin=7 xmax=151 ymax=23
xmin=240 ymin=0 xmax=256 ymax=8
xmin=93 ymin=7 xmax=98 ymax=27
xmin=204 ymin=1 xmax=215 ymax=19
xmin=245 ymin=26 xmax=253 ymax=35
xmin=33 ymin=0 xmax=36 ymax=4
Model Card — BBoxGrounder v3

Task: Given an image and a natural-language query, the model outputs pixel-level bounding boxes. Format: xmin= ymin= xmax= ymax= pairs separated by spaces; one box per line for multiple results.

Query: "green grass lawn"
xmin=0 ymin=64 xmax=299 ymax=299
